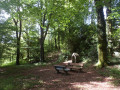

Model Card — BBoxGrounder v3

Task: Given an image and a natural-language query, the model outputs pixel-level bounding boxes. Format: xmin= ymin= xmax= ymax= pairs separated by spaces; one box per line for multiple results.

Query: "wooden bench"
xmin=54 ymin=65 xmax=70 ymax=74
xmin=67 ymin=63 xmax=83 ymax=72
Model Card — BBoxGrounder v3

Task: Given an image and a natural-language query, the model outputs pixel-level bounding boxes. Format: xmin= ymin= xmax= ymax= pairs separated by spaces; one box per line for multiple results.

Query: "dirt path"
xmin=24 ymin=64 xmax=120 ymax=90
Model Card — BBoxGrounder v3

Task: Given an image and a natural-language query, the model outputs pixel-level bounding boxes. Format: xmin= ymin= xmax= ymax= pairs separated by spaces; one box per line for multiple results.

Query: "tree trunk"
xmin=55 ymin=37 xmax=58 ymax=49
xmin=40 ymin=27 xmax=45 ymax=62
xmin=13 ymin=18 xmax=20 ymax=65
xmin=16 ymin=38 xmax=20 ymax=65
xmin=27 ymin=48 xmax=30 ymax=61
xmin=26 ymin=31 xmax=30 ymax=61
xmin=13 ymin=6 xmax=22 ymax=65
xmin=16 ymin=20 xmax=22 ymax=65
xmin=58 ymin=33 xmax=60 ymax=50
xmin=95 ymin=0 xmax=108 ymax=68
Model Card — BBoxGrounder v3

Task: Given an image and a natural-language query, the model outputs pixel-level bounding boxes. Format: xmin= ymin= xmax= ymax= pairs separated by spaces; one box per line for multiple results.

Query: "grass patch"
xmin=0 ymin=65 xmax=44 ymax=90
xmin=98 ymin=67 xmax=120 ymax=86
xmin=0 ymin=75 xmax=43 ymax=90
xmin=1 ymin=60 xmax=29 ymax=67
xmin=33 ymin=62 xmax=49 ymax=66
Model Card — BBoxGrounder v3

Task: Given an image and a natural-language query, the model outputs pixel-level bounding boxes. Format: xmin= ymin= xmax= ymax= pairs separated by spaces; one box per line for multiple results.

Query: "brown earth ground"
xmin=23 ymin=63 xmax=120 ymax=90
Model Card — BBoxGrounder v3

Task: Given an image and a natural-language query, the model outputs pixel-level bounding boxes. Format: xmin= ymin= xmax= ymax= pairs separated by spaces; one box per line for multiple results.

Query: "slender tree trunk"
xmin=39 ymin=16 xmax=49 ymax=62
xmin=13 ymin=18 xmax=20 ymax=65
xmin=40 ymin=26 xmax=45 ymax=62
xmin=27 ymin=48 xmax=30 ymax=61
xmin=16 ymin=20 xmax=22 ymax=65
xmin=16 ymin=38 xmax=20 ymax=65
xmin=13 ymin=16 xmax=22 ymax=65
xmin=55 ymin=37 xmax=58 ymax=49
xmin=26 ymin=30 xmax=30 ymax=61
xmin=95 ymin=0 xmax=108 ymax=68
xmin=58 ymin=33 xmax=60 ymax=50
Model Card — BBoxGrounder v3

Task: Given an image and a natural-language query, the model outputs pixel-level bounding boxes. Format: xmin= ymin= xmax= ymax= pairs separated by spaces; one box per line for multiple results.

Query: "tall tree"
xmin=24 ymin=0 xmax=69 ymax=62
xmin=12 ymin=1 xmax=24 ymax=65
xmin=0 ymin=0 xmax=24 ymax=65
xmin=95 ymin=0 xmax=108 ymax=68
xmin=37 ymin=0 xmax=50 ymax=62
xmin=13 ymin=9 xmax=22 ymax=65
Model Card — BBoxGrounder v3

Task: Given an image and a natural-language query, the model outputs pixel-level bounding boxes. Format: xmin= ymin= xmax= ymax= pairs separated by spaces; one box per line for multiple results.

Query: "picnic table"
xmin=63 ymin=60 xmax=84 ymax=72
xmin=54 ymin=65 xmax=70 ymax=74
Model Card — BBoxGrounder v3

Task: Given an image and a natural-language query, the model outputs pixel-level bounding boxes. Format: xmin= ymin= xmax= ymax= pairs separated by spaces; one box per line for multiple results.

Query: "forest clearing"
xmin=0 ymin=0 xmax=120 ymax=90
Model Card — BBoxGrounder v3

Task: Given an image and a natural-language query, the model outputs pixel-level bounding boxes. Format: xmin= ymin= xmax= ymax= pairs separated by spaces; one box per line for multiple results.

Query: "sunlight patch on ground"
xmin=105 ymin=77 xmax=114 ymax=81
xmin=39 ymin=69 xmax=50 ymax=72
xmin=52 ymin=79 xmax=61 ymax=82
xmin=87 ymin=71 xmax=93 ymax=74
xmin=71 ymin=81 xmax=118 ymax=90
xmin=90 ymin=81 xmax=114 ymax=88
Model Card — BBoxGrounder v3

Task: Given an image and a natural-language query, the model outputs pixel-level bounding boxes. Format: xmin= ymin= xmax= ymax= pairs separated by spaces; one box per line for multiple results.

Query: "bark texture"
xmin=95 ymin=0 xmax=108 ymax=68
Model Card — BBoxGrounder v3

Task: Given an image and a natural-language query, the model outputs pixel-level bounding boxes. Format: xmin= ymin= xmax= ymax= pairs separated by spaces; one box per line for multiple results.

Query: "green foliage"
xmin=53 ymin=52 xmax=69 ymax=64
xmin=65 ymin=24 xmax=97 ymax=56
xmin=0 ymin=0 xmax=95 ymax=65
xmin=1 ymin=61 xmax=16 ymax=67
xmin=1 ymin=59 xmax=29 ymax=67
xmin=0 ymin=21 xmax=16 ymax=64
xmin=1 ymin=0 xmax=120 ymax=66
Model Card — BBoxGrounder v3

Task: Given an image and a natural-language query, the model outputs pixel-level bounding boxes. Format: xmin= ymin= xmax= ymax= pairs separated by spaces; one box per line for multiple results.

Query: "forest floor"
xmin=24 ymin=64 xmax=120 ymax=90
xmin=0 ymin=61 xmax=120 ymax=90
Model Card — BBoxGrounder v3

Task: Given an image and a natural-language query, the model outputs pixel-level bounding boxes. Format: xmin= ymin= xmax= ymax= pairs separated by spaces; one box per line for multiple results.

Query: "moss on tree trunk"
xmin=95 ymin=0 xmax=108 ymax=68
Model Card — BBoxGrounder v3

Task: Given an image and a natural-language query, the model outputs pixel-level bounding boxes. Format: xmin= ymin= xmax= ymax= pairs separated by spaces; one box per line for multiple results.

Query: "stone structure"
xmin=71 ymin=53 xmax=80 ymax=63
